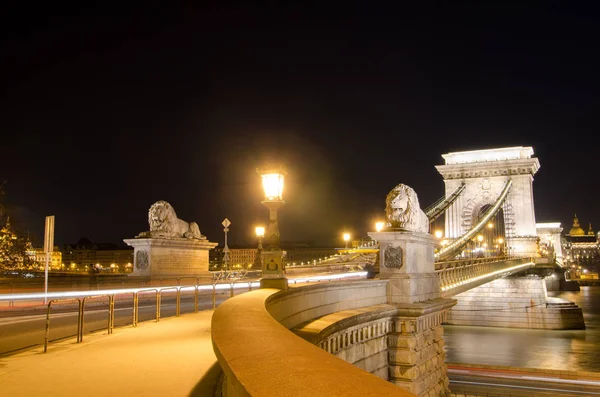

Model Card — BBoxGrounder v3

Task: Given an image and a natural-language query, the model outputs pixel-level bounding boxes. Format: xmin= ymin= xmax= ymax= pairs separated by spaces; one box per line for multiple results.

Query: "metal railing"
xmin=437 ymin=257 xmax=534 ymax=296
xmin=30 ymin=282 xmax=256 ymax=353
xmin=1 ymin=271 xmax=368 ymax=354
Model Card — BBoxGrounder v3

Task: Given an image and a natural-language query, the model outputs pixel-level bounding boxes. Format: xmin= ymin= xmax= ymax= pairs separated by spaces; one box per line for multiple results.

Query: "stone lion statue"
xmin=137 ymin=200 xmax=204 ymax=239
xmin=385 ymin=184 xmax=429 ymax=233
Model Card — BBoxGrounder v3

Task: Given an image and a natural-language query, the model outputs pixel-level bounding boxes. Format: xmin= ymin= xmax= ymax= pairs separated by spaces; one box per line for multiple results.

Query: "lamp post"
xmin=343 ymin=233 xmax=350 ymax=249
xmin=254 ymin=226 xmax=265 ymax=269
xmin=476 ymin=234 xmax=484 ymax=257
xmin=257 ymin=167 xmax=288 ymax=290
xmin=222 ymin=218 xmax=231 ymax=272
xmin=497 ymin=237 xmax=505 ymax=256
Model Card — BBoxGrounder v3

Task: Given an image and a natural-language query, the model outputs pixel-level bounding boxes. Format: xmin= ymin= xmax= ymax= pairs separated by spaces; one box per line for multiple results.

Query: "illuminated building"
xmin=62 ymin=238 xmax=133 ymax=271
xmin=33 ymin=247 xmax=62 ymax=270
xmin=563 ymin=214 xmax=600 ymax=272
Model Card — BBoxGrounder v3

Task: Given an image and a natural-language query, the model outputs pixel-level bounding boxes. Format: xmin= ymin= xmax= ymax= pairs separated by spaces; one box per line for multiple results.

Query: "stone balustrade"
xmin=212 ymin=281 xmax=415 ymax=397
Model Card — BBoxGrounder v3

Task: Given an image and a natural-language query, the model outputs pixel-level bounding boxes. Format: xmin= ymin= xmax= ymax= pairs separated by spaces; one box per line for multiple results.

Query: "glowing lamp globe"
xmin=375 ymin=222 xmax=385 ymax=232
xmin=255 ymin=226 xmax=265 ymax=238
xmin=343 ymin=233 xmax=350 ymax=242
xmin=434 ymin=230 xmax=443 ymax=239
xmin=261 ymin=172 xmax=285 ymax=201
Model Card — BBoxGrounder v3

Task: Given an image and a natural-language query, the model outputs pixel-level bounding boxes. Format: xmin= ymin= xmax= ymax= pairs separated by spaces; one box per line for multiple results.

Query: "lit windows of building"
xmin=563 ymin=214 xmax=600 ymax=272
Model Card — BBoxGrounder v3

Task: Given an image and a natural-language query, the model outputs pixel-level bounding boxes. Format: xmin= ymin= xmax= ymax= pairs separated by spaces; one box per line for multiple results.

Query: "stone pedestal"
xmin=369 ymin=229 xmax=456 ymax=396
xmin=124 ymin=237 xmax=217 ymax=278
xmin=369 ymin=230 xmax=440 ymax=304
xmin=260 ymin=249 xmax=288 ymax=290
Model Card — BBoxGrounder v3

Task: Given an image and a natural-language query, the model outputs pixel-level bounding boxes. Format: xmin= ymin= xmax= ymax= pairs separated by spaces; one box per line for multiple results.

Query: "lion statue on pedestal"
xmin=137 ymin=200 xmax=204 ymax=239
xmin=385 ymin=184 xmax=430 ymax=233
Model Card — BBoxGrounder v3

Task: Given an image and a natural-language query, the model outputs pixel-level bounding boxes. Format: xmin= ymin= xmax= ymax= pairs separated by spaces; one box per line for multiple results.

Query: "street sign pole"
xmin=43 ymin=215 xmax=55 ymax=304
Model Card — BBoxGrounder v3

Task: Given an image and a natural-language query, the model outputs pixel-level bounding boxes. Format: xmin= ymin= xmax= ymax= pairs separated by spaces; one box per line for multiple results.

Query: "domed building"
xmin=563 ymin=214 xmax=600 ymax=272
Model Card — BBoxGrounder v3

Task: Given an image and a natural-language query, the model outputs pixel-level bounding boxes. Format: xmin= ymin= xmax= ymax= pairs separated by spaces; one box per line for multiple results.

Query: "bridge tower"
xmin=435 ymin=146 xmax=540 ymax=257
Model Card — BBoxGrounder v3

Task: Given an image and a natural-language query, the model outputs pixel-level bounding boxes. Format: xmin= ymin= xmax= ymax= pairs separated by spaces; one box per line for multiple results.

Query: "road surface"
xmin=0 ymin=289 xmax=234 ymax=355
xmin=449 ymin=368 xmax=600 ymax=396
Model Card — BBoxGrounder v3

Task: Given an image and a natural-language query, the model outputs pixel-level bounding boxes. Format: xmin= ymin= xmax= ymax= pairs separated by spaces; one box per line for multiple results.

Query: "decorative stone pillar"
xmin=124 ymin=237 xmax=217 ymax=278
xmin=369 ymin=183 xmax=456 ymax=397
xmin=387 ymin=300 xmax=455 ymax=396
xmin=260 ymin=249 xmax=287 ymax=289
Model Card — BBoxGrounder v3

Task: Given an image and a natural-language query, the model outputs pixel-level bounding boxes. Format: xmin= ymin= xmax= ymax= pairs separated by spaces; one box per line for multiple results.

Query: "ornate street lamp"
xmin=257 ymin=166 xmax=288 ymax=290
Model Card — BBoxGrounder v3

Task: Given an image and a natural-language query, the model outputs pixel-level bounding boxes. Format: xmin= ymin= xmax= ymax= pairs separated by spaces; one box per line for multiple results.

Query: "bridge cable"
xmin=435 ymin=180 xmax=513 ymax=261
xmin=425 ymin=183 xmax=466 ymax=223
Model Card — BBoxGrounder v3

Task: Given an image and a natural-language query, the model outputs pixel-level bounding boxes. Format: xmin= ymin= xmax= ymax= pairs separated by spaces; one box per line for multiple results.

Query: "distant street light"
xmin=343 ymin=233 xmax=351 ymax=249
xmin=254 ymin=226 xmax=265 ymax=269
xmin=434 ymin=230 xmax=443 ymax=239
xmin=255 ymin=226 xmax=265 ymax=240
xmin=375 ymin=222 xmax=385 ymax=232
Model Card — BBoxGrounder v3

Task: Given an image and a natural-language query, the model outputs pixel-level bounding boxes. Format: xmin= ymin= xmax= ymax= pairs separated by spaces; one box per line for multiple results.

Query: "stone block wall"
xmin=388 ymin=309 xmax=450 ymax=396
xmin=446 ymin=276 xmax=585 ymax=329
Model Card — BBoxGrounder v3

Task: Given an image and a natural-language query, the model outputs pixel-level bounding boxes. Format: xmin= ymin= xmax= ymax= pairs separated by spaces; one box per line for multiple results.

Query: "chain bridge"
xmin=324 ymin=146 xmax=565 ymax=297
xmin=214 ymin=146 xmax=585 ymax=397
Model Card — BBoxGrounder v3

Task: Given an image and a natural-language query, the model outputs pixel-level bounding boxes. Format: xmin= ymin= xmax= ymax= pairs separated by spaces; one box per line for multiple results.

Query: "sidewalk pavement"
xmin=0 ymin=310 xmax=220 ymax=397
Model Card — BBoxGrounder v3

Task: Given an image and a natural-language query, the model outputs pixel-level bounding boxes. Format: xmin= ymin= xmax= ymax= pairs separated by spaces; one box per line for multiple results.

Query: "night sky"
xmin=2 ymin=3 xmax=599 ymax=248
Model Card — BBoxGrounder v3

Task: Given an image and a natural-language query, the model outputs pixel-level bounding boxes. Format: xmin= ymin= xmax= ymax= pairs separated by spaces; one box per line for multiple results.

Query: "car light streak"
xmin=0 ymin=271 xmax=367 ymax=301
xmin=451 ymin=380 xmax=600 ymax=395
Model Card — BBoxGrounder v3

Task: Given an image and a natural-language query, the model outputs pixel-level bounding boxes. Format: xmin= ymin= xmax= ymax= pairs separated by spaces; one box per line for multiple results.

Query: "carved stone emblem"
xmin=136 ymin=250 xmax=149 ymax=269
xmin=384 ymin=246 xmax=403 ymax=269
xmin=385 ymin=184 xmax=429 ymax=233
xmin=266 ymin=258 xmax=278 ymax=271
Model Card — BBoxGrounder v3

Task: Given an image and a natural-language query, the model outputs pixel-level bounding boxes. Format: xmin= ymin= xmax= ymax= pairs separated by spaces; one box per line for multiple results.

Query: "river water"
xmin=443 ymin=286 xmax=600 ymax=373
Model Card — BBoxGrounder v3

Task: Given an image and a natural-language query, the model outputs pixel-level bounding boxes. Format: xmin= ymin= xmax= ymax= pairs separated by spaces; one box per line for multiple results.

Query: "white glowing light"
xmin=442 ymin=146 xmax=533 ymax=165
xmin=0 ymin=272 xmax=369 ymax=301
xmin=261 ymin=173 xmax=284 ymax=200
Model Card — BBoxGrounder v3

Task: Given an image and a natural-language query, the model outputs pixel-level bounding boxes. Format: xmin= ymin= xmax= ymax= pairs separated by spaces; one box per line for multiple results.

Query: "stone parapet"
xmin=212 ymin=287 xmax=415 ymax=397
xmin=267 ymin=280 xmax=389 ymax=329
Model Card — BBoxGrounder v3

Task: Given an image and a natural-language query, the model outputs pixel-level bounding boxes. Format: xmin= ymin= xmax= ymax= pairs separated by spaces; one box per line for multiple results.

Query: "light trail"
xmin=451 ymin=380 xmax=600 ymax=395
xmin=0 ymin=272 xmax=367 ymax=301
xmin=449 ymin=368 xmax=600 ymax=387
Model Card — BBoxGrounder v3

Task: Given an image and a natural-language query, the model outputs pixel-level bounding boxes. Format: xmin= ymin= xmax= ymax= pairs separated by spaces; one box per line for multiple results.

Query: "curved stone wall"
xmin=212 ymin=282 xmax=414 ymax=397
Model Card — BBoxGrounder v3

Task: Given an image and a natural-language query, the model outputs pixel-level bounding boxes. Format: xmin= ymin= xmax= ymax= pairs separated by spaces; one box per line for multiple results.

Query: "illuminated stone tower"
xmin=435 ymin=146 xmax=540 ymax=257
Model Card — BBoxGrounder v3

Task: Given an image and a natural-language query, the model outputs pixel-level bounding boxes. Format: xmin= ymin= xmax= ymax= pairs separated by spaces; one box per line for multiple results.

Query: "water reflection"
xmin=443 ymin=286 xmax=600 ymax=372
